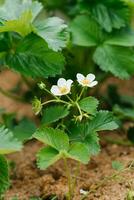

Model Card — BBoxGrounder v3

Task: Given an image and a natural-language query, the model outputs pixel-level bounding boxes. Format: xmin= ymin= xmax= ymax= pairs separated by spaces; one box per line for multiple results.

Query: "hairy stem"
xmin=71 ymin=162 xmax=81 ymax=197
xmin=63 ymin=157 xmax=72 ymax=200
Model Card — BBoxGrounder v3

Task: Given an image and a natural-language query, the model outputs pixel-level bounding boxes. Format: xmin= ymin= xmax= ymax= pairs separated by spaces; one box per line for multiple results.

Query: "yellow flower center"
xmin=81 ymin=79 xmax=90 ymax=85
xmin=59 ymin=87 xmax=68 ymax=94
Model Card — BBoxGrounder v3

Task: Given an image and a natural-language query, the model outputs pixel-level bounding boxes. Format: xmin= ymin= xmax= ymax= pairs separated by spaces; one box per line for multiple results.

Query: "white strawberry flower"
xmin=77 ymin=73 xmax=98 ymax=87
xmin=50 ymin=78 xmax=73 ymax=96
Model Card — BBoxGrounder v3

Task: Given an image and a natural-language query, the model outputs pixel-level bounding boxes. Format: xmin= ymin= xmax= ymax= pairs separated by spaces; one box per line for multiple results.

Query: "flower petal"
xmin=50 ymin=85 xmax=61 ymax=96
xmin=57 ymin=78 xmax=67 ymax=87
xmin=89 ymin=81 xmax=98 ymax=87
xmin=86 ymin=73 xmax=95 ymax=82
xmin=76 ymin=73 xmax=85 ymax=82
xmin=66 ymin=79 xmax=73 ymax=88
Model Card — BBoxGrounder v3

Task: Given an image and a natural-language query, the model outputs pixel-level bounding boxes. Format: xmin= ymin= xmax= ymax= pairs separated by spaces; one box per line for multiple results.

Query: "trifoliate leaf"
xmin=68 ymin=142 xmax=90 ymax=164
xmin=34 ymin=127 xmax=69 ymax=151
xmin=0 ymin=0 xmax=42 ymax=21
xmin=34 ymin=17 xmax=69 ymax=51
xmin=91 ymin=2 xmax=129 ymax=32
xmin=70 ymin=15 xmax=103 ymax=47
xmin=68 ymin=122 xmax=100 ymax=155
xmin=0 ymin=11 xmax=33 ymax=36
xmin=36 ymin=146 xmax=60 ymax=169
xmin=93 ymin=44 xmax=134 ymax=79
xmin=76 ymin=0 xmax=129 ymax=32
xmin=41 ymin=105 xmax=69 ymax=125
xmin=6 ymin=34 xmax=65 ymax=78
xmin=0 ymin=155 xmax=9 ymax=194
xmin=0 ymin=125 xmax=22 ymax=154
xmin=88 ymin=110 xmax=118 ymax=132
xmin=79 ymin=96 xmax=99 ymax=115
xmin=13 ymin=118 xmax=36 ymax=142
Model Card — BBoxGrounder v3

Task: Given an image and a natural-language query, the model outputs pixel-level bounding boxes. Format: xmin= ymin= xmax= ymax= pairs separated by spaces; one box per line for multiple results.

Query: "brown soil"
xmin=0 ymin=70 xmax=33 ymax=119
xmin=0 ymin=71 xmax=134 ymax=200
xmin=5 ymin=139 xmax=134 ymax=200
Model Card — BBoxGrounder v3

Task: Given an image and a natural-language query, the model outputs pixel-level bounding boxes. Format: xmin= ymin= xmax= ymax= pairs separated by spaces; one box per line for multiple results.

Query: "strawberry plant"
xmin=0 ymin=0 xmax=133 ymax=199
xmin=33 ymin=73 xmax=118 ymax=199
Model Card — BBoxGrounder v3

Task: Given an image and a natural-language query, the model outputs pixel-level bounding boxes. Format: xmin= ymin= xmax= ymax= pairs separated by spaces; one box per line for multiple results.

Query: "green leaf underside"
xmin=6 ymin=34 xmax=65 ymax=78
xmin=79 ymin=96 xmax=99 ymax=115
xmin=34 ymin=17 xmax=68 ymax=51
xmin=13 ymin=118 xmax=36 ymax=142
xmin=0 ymin=0 xmax=42 ymax=21
xmin=93 ymin=44 xmax=134 ymax=79
xmin=0 ymin=125 xmax=22 ymax=154
xmin=70 ymin=15 xmax=103 ymax=47
xmin=34 ymin=127 xmax=69 ymax=151
xmin=42 ymin=105 xmax=69 ymax=125
xmin=0 ymin=155 xmax=9 ymax=194
xmin=0 ymin=11 xmax=33 ymax=36
xmin=68 ymin=142 xmax=90 ymax=164
xmin=37 ymin=146 xmax=60 ymax=169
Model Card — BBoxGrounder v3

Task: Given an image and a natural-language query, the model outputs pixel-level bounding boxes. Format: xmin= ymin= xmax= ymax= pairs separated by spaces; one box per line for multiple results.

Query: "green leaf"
xmin=0 ymin=11 xmax=33 ymax=36
xmin=34 ymin=17 xmax=69 ymax=51
xmin=70 ymin=15 xmax=103 ymax=47
xmin=34 ymin=127 xmax=69 ymax=151
xmin=91 ymin=3 xmax=128 ymax=32
xmin=79 ymin=96 xmax=99 ymax=115
xmin=0 ymin=155 xmax=9 ymax=194
xmin=69 ymin=122 xmax=100 ymax=155
xmin=13 ymin=118 xmax=36 ymax=142
xmin=6 ymin=34 xmax=65 ymax=78
xmin=0 ymin=125 xmax=22 ymax=154
xmin=113 ymin=104 xmax=134 ymax=120
xmin=88 ymin=110 xmax=118 ymax=132
xmin=112 ymin=161 xmax=124 ymax=171
xmin=85 ymin=132 xmax=100 ymax=155
xmin=93 ymin=44 xmax=134 ymax=79
xmin=42 ymin=105 xmax=69 ymax=125
xmin=68 ymin=142 xmax=90 ymax=164
xmin=0 ymin=0 xmax=42 ymax=21
xmin=105 ymin=29 xmax=134 ymax=46
xmin=36 ymin=146 xmax=60 ymax=169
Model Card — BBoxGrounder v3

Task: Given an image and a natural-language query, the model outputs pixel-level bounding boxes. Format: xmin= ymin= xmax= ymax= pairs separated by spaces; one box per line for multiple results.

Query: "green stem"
xmin=41 ymin=99 xmax=57 ymax=106
xmin=0 ymin=87 xmax=24 ymax=102
xmin=72 ymin=162 xmax=80 ymax=197
xmin=77 ymin=87 xmax=85 ymax=101
xmin=76 ymin=102 xmax=83 ymax=119
xmin=42 ymin=88 xmax=72 ymax=107
xmin=63 ymin=157 xmax=72 ymax=200
xmin=66 ymin=95 xmax=74 ymax=104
